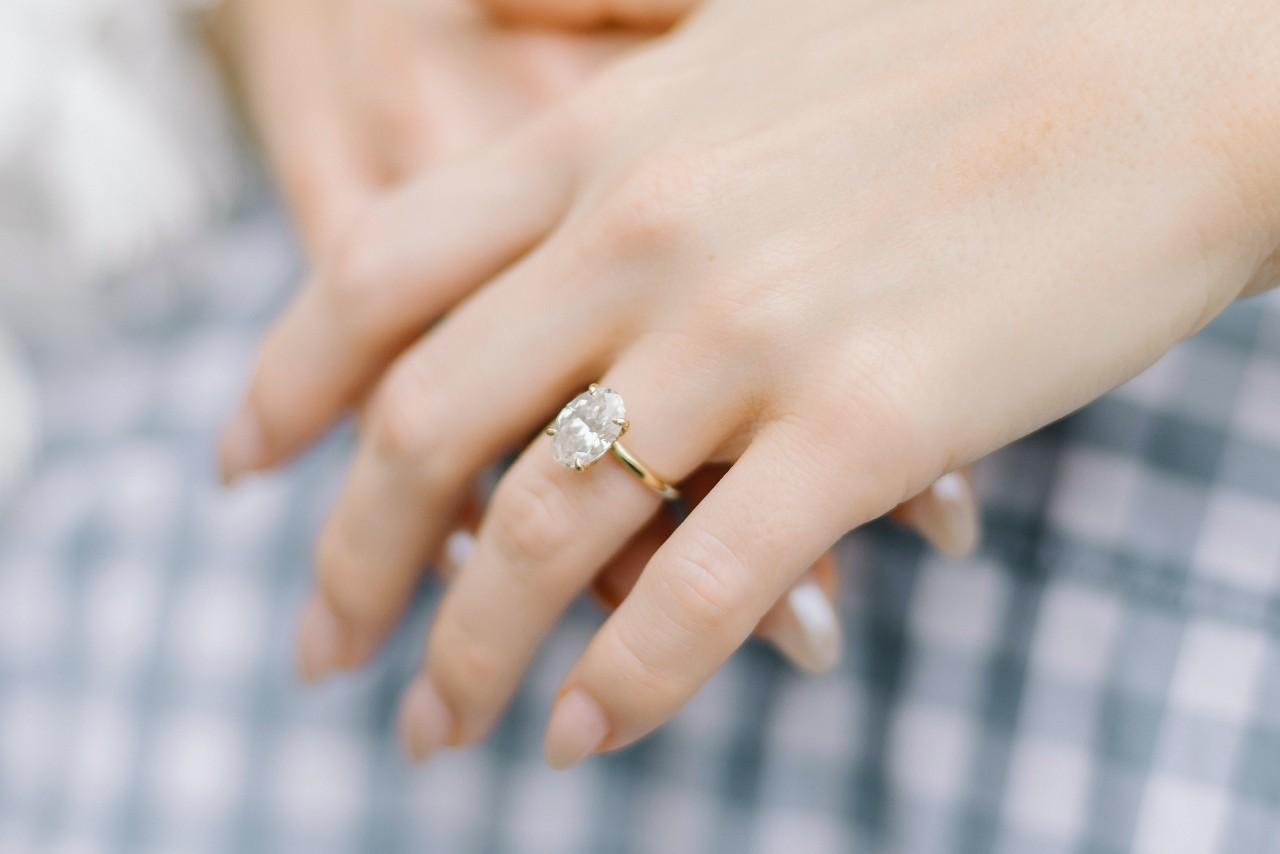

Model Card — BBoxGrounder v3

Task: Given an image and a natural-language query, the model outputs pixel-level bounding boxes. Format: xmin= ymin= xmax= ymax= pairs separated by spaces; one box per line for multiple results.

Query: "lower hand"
xmin=211 ymin=0 xmax=638 ymax=255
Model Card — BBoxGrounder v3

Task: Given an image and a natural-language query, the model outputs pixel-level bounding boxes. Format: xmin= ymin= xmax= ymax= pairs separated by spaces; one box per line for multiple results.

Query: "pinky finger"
xmin=593 ymin=469 xmax=844 ymax=674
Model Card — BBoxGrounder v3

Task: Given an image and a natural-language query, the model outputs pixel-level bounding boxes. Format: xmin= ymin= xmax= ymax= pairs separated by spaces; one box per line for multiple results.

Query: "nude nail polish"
xmin=924 ymin=472 xmax=980 ymax=557
xmin=544 ymin=689 xmax=609 ymax=770
xmin=398 ymin=678 xmax=454 ymax=763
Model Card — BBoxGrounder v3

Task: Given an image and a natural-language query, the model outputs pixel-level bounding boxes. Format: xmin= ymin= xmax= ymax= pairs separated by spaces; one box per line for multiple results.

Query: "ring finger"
xmin=398 ymin=345 xmax=757 ymax=756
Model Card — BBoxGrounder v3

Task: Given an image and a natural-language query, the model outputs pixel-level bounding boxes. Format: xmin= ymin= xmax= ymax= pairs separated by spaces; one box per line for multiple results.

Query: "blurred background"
xmin=2 ymin=2 xmax=1279 ymax=853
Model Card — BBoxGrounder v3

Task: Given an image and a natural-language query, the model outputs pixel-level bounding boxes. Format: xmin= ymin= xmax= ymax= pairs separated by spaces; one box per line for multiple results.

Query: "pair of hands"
xmin=219 ymin=0 xmax=1280 ymax=769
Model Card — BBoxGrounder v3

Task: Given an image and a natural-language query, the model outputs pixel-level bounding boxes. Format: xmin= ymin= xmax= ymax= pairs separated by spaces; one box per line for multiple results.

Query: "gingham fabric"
xmin=2 ymin=199 xmax=1279 ymax=854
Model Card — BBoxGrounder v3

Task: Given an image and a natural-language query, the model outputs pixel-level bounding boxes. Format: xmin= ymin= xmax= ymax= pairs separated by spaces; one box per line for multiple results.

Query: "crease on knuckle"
xmin=663 ymin=528 xmax=747 ymax=637
xmin=606 ymin=619 xmax=685 ymax=709
xmin=492 ymin=472 xmax=577 ymax=568
xmin=315 ymin=528 xmax=389 ymax=629
xmin=317 ymin=218 xmax=391 ymax=352
xmin=595 ymin=155 xmax=701 ymax=256
xmin=363 ymin=382 xmax=459 ymax=488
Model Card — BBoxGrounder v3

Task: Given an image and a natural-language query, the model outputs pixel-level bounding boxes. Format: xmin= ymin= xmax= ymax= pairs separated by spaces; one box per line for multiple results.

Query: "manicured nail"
xmin=297 ymin=598 xmax=344 ymax=684
xmin=397 ymin=678 xmax=454 ymax=763
xmin=764 ymin=579 xmax=842 ymax=673
xmin=919 ymin=472 xmax=981 ymax=557
xmin=544 ymin=689 xmax=609 ymax=770
xmin=218 ymin=404 xmax=266 ymax=486
xmin=439 ymin=530 xmax=476 ymax=582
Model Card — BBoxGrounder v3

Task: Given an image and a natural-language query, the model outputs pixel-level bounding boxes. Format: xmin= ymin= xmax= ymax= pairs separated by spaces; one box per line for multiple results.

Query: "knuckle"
xmin=608 ymin=620 xmax=683 ymax=703
xmin=362 ymin=379 xmax=464 ymax=490
xmin=320 ymin=226 xmax=373 ymax=311
xmin=491 ymin=471 xmax=577 ymax=566
xmin=664 ymin=529 xmax=747 ymax=635
xmin=316 ymin=219 xmax=388 ymax=350
xmin=594 ymin=155 xmax=702 ymax=256
xmin=315 ymin=529 xmax=388 ymax=628
xmin=365 ymin=384 xmax=430 ymax=460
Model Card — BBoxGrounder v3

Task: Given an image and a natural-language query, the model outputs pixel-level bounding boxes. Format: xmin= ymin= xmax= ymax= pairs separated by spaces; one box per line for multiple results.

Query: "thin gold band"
xmin=611 ymin=441 xmax=681 ymax=501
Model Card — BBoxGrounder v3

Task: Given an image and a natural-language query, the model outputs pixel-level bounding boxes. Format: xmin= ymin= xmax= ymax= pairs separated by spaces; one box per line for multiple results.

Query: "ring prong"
xmin=573 ymin=460 xmax=585 ymax=472
xmin=545 ymin=426 xmax=557 ymax=437
xmin=613 ymin=418 xmax=630 ymax=434
xmin=588 ymin=383 xmax=600 ymax=395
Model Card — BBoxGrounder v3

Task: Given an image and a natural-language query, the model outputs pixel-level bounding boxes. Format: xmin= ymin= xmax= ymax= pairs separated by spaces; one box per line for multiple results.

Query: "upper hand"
xmin=223 ymin=0 xmax=1280 ymax=767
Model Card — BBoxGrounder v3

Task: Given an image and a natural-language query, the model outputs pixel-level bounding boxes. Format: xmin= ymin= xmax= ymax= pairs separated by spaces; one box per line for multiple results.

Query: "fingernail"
xmin=544 ymin=689 xmax=609 ymax=770
xmin=297 ymin=598 xmax=344 ymax=684
xmin=765 ymin=579 xmax=843 ymax=673
xmin=397 ymin=678 xmax=454 ymax=763
xmin=439 ymin=530 xmax=476 ymax=582
xmin=219 ymin=404 xmax=266 ymax=486
xmin=921 ymin=472 xmax=981 ymax=557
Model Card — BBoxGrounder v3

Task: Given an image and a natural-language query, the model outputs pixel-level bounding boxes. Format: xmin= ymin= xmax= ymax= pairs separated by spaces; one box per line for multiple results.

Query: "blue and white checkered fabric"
xmin=2 ymin=201 xmax=1278 ymax=854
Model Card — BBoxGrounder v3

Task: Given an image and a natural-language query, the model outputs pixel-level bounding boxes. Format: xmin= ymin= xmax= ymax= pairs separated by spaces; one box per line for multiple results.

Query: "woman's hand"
xmin=215 ymin=0 xmax=985 ymax=678
xmin=211 ymin=0 xmax=638 ymax=254
xmin=225 ymin=0 xmax=1278 ymax=768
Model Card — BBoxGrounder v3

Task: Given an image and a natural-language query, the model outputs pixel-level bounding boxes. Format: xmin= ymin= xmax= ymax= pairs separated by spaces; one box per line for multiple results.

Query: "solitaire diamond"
xmin=549 ymin=386 xmax=627 ymax=470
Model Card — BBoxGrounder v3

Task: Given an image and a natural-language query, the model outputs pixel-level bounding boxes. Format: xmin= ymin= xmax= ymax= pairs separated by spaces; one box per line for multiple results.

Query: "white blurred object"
xmin=0 ymin=0 xmax=237 ymax=284
xmin=0 ymin=0 xmax=238 ymax=501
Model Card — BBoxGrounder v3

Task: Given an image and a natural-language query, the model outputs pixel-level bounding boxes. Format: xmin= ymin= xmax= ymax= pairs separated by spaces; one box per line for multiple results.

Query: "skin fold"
xmin=221 ymin=0 xmax=1279 ymax=768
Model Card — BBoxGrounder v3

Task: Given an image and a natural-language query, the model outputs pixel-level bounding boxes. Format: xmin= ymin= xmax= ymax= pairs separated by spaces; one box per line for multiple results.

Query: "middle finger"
xmin=297 ymin=238 xmax=611 ymax=680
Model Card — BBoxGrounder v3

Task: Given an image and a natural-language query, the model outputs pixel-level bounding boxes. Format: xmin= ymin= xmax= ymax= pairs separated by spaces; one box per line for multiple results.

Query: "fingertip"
xmin=927 ymin=472 xmax=981 ymax=557
xmin=902 ymin=472 xmax=981 ymax=558
xmin=297 ymin=597 xmax=345 ymax=684
xmin=761 ymin=577 xmax=843 ymax=674
xmin=544 ymin=688 xmax=609 ymax=770
xmin=218 ymin=402 xmax=267 ymax=486
xmin=398 ymin=677 xmax=455 ymax=764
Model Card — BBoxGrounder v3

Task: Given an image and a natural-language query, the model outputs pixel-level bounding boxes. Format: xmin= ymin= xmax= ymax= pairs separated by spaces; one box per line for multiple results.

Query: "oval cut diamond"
xmin=550 ymin=387 xmax=627 ymax=470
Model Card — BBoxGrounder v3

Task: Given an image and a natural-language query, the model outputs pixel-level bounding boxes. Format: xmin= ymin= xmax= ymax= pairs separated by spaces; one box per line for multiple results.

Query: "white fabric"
xmin=0 ymin=0 xmax=238 ymax=504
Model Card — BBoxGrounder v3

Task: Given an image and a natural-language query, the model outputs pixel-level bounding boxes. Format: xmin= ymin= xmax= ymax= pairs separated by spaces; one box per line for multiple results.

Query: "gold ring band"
xmin=610 ymin=441 xmax=681 ymax=501
xmin=546 ymin=384 xmax=682 ymax=502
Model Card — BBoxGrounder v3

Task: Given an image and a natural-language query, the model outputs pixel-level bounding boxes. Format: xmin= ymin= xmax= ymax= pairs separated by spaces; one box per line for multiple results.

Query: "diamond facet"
xmin=549 ymin=387 xmax=627 ymax=470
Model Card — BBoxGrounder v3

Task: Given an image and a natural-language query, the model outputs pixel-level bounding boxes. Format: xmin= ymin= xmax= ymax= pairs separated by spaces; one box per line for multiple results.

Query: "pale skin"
xmin=216 ymin=0 xmax=981 ymax=682
xmin=220 ymin=0 xmax=1280 ymax=769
